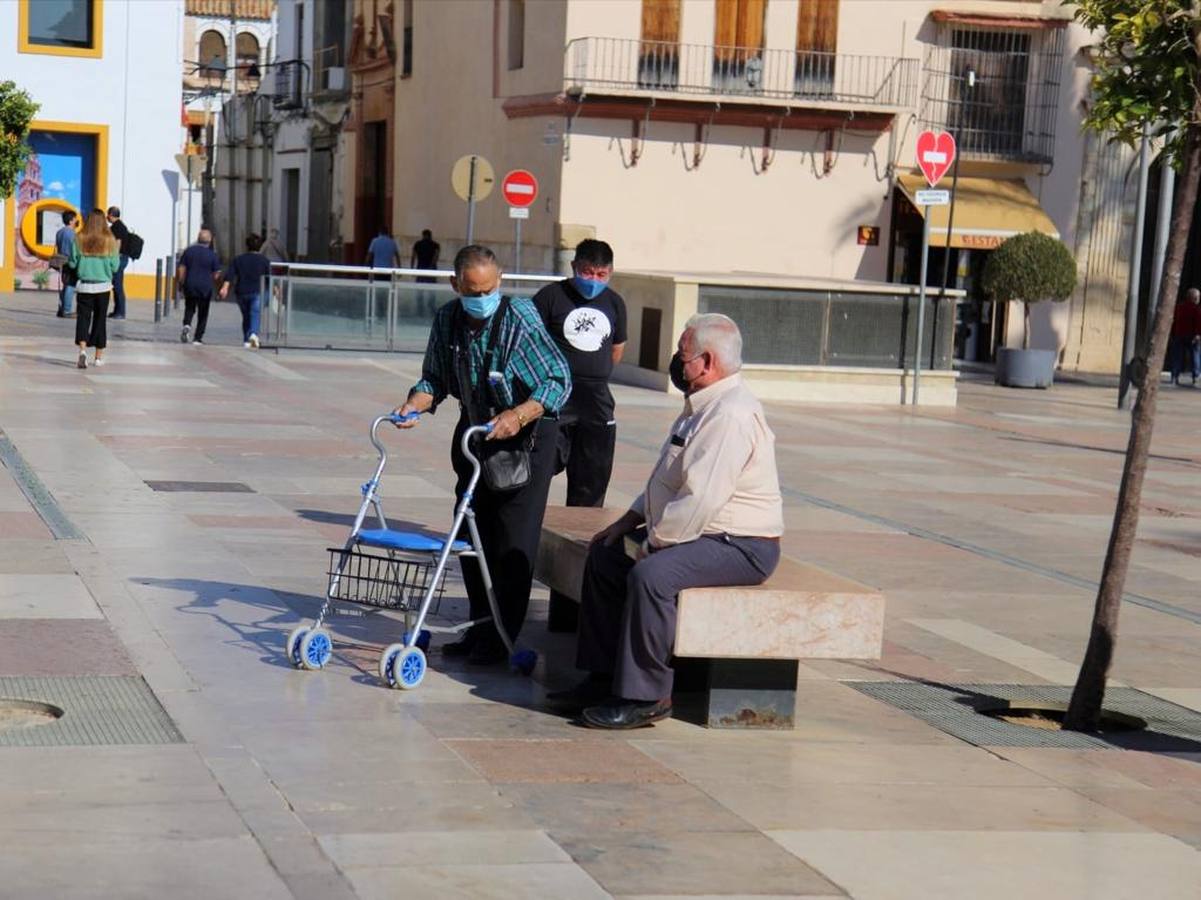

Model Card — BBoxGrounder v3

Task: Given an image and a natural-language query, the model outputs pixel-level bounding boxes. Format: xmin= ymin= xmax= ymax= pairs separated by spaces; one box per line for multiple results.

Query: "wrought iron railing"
xmin=565 ymin=37 xmax=919 ymax=109
xmin=919 ymin=26 xmax=1065 ymax=164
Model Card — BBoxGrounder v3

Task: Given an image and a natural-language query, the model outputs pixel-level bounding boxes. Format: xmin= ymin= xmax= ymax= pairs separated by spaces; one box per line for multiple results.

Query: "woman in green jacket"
xmin=69 ymin=210 xmax=121 ymax=368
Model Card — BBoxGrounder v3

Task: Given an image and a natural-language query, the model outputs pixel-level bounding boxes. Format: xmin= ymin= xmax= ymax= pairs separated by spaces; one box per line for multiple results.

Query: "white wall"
xmin=1 ymin=0 xmax=186 ymax=295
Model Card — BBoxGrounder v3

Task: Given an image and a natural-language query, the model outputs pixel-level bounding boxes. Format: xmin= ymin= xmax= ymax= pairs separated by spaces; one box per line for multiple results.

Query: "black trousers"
xmin=549 ymin=381 xmax=617 ymax=631
xmin=577 ymin=533 xmax=780 ymax=701
xmin=183 ymin=291 xmax=213 ymax=340
xmin=74 ymin=292 xmax=109 ymax=349
xmin=451 ymin=415 xmax=559 ymax=646
xmin=555 ymin=380 xmax=617 ymax=506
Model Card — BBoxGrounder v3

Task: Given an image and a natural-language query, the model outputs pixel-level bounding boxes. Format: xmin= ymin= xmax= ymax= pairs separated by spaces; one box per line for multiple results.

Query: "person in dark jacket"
xmin=176 ymin=229 xmax=222 ymax=345
xmin=105 ymin=206 xmax=130 ymax=319
xmin=220 ymin=233 xmax=271 ymax=348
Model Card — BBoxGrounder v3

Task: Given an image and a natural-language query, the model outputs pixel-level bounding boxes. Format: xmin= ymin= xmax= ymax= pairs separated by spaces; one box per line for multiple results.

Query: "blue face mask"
xmin=460 ymin=289 xmax=501 ymax=320
xmin=571 ymin=276 xmax=607 ymax=301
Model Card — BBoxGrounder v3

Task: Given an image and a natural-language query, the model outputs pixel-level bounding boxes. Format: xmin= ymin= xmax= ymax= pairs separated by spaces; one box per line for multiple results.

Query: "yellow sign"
xmin=451 ymin=154 xmax=494 ymax=203
xmin=20 ymin=198 xmax=80 ymax=259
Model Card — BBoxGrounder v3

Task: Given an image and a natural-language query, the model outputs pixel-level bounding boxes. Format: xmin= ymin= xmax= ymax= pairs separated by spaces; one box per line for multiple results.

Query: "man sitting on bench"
xmin=549 ymin=313 xmax=785 ymax=729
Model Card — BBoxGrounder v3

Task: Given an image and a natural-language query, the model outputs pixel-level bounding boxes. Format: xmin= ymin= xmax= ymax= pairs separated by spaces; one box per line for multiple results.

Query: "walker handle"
xmin=387 ymin=412 xmax=421 ymax=425
xmin=370 ymin=412 xmax=420 ymax=458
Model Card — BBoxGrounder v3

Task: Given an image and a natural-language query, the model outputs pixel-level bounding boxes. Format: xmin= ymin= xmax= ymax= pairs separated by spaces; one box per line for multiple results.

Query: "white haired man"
xmin=550 ymin=313 xmax=784 ymax=729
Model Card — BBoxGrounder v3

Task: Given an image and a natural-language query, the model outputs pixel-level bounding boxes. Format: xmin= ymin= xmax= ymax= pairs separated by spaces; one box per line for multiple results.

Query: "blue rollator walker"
xmin=286 ymin=412 xmax=537 ymax=688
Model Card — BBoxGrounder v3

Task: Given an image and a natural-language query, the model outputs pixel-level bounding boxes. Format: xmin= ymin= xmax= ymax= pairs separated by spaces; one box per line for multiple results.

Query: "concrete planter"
xmin=996 ymin=348 xmax=1056 ymax=389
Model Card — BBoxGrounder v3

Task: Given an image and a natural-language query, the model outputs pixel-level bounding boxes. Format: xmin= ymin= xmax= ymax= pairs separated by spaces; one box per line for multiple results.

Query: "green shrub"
xmin=982 ymin=231 xmax=1077 ymax=349
xmin=31 ymin=269 xmax=50 ymax=288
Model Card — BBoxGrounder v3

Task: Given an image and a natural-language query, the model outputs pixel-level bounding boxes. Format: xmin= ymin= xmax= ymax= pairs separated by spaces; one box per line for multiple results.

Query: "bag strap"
xmin=484 ymin=296 xmax=511 ymax=373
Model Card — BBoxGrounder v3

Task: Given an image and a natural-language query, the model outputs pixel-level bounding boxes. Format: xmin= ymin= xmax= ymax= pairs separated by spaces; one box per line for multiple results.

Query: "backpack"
xmin=124 ymin=232 xmax=144 ymax=260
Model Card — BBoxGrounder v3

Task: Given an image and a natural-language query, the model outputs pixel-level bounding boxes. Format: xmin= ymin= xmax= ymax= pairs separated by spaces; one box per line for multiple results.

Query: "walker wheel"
xmin=403 ymin=630 xmax=432 ymax=653
xmin=510 ymin=649 xmax=538 ymax=676
xmin=298 ymin=629 xmax=332 ymax=670
xmin=389 ymin=647 xmax=427 ymax=691
xmin=286 ymin=626 xmax=308 ymax=668
xmin=379 ymin=642 xmax=405 ymax=685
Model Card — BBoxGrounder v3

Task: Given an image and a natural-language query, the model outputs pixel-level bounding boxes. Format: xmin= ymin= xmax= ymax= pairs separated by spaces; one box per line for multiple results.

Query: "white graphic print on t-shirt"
xmin=563 ymin=306 xmax=612 ymax=353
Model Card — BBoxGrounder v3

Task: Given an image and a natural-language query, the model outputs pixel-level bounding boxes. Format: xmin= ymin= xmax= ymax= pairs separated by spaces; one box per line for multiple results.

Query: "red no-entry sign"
xmin=501 ymin=169 xmax=538 ymax=208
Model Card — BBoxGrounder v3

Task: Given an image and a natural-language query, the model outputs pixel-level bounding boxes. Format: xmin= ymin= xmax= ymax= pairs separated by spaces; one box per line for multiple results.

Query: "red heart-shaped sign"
xmin=916 ymin=131 xmax=957 ymax=187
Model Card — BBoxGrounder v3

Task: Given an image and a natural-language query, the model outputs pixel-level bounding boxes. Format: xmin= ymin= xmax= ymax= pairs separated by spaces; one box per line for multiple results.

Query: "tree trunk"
xmin=1064 ymin=111 xmax=1201 ymax=731
xmin=1022 ymin=304 xmax=1031 ymax=350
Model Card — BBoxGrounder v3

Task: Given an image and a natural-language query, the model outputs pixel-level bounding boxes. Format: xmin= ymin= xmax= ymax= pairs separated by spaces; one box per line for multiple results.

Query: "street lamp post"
xmin=937 ymin=64 xmax=975 ymax=365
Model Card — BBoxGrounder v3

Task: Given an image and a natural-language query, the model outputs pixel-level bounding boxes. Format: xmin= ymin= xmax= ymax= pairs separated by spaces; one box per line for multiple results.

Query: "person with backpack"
xmin=219 ymin=233 xmax=271 ymax=348
xmin=105 ymin=206 xmax=135 ymax=319
xmin=69 ymin=211 xmax=121 ymax=369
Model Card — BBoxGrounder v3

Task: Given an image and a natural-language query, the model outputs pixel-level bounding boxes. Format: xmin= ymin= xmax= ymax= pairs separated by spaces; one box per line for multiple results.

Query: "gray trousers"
xmin=577 ymin=533 xmax=781 ymax=701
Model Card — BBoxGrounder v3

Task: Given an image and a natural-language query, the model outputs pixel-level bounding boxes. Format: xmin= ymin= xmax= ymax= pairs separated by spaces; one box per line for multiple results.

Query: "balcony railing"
xmin=565 ymin=37 xmax=918 ymax=109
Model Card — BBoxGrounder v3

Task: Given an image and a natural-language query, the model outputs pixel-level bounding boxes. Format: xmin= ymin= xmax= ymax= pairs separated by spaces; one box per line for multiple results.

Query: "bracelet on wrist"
xmin=514 ymin=408 xmax=527 ymax=427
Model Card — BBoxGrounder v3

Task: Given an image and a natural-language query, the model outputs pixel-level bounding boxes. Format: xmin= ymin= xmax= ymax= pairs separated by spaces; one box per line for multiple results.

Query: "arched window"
xmin=199 ymin=30 xmax=227 ymax=77
xmin=236 ymin=32 xmax=260 ymax=69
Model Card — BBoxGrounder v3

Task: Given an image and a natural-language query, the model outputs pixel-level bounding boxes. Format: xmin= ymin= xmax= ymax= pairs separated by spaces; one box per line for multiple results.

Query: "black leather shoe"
xmin=440 ymin=633 xmax=477 ymax=658
xmin=581 ymin=698 xmax=672 ymax=730
xmin=545 ymin=676 xmax=611 ymax=712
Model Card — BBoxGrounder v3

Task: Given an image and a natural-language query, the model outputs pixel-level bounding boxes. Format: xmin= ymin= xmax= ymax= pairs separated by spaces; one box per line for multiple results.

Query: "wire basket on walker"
xmin=285 ymin=412 xmax=537 ymax=689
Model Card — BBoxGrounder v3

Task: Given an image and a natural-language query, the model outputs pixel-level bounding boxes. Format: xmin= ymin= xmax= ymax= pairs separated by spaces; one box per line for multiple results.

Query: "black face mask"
xmin=669 ymin=352 xmax=691 ymax=394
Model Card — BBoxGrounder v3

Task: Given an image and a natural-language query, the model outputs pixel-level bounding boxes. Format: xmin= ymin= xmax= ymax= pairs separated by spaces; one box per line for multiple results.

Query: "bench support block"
xmin=676 ymin=659 xmax=798 ymax=729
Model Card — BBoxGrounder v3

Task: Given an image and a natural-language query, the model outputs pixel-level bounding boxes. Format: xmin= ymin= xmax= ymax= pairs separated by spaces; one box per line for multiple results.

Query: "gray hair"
xmin=453 ymin=244 xmax=499 ymax=278
xmin=1188 ymin=287 xmax=1200 ymax=301
xmin=686 ymin=313 xmax=743 ymax=373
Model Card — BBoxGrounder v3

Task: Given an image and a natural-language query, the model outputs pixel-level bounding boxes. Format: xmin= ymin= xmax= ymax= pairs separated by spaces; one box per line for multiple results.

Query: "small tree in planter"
xmin=31 ymin=269 xmax=50 ymax=290
xmin=982 ymin=231 xmax=1077 ymax=387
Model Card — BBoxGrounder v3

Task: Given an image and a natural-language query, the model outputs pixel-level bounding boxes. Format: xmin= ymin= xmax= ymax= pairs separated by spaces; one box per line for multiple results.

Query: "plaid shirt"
xmin=411 ymin=296 xmax=571 ymax=416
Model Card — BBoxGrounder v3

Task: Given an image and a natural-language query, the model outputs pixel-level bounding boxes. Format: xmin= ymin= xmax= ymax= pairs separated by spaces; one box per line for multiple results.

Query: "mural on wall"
xmin=13 ymin=131 xmax=96 ymax=283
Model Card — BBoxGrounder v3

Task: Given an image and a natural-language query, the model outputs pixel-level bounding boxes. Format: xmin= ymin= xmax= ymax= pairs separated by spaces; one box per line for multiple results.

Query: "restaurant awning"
xmin=897 ymin=173 xmax=1060 ymax=250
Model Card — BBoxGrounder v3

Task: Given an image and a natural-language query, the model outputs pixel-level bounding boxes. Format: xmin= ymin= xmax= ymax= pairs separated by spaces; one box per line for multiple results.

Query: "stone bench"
xmin=535 ymin=506 xmax=885 ymax=729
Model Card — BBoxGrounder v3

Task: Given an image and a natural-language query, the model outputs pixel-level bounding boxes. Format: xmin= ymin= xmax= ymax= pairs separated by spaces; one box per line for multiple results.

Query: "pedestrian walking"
xmin=105 ymin=206 xmax=130 ymax=319
xmin=176 ymin=228 xmax=222 ymax=345
xmin=392 ymin=245 xmax=571 ymax=665
xmin=53 ymin=210 xmax=77 ymax=318
xmin=1169 ymin=288 xmax=1201 ymax=386
xmin=262 ymin=227 xmax=289 ymax=263
xmin=219 ymin=233 xmax=270 ymax=348
xmin=366 ymin=226 xmax=401 ymax=269
xmin=411 ymin=228 xmax=440 ymax=280
xmin=69 ymin=211 xmax=120 ymax=369
xmin=533 ymin=239 xmax=628 ymax=631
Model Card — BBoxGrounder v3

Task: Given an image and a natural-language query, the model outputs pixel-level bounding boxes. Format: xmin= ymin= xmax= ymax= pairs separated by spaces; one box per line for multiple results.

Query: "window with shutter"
xmin=796 ymin=0 xmax=839 ymax=95
xmin=639 ymin=0 xmax=680 ymax=89
xmin=713 ymin=0 xmax=766 ymax=91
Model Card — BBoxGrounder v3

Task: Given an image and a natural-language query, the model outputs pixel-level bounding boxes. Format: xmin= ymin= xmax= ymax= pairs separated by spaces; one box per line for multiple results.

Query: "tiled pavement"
xmin=1 ymin=292 xmax=1200 ymax=898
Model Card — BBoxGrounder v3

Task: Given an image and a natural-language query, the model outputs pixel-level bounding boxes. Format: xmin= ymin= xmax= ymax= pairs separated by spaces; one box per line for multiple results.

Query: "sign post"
xmin=501 ymin=169 xmax=538 ymax=273
xmin=451 ymin=154 xmax=495 ymax=245
xmin=912 ymin=130 xmax=956 ymax=406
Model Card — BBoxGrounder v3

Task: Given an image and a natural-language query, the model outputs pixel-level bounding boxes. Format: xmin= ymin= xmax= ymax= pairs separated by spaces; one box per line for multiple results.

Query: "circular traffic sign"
xmin=501 ymin=169 xmax=538 ymax=208
xmin=451 ymin=155 xmax=495 ymax=202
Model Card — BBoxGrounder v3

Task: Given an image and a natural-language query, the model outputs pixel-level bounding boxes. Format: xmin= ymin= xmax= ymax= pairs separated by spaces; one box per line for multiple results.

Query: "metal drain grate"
xmin=849 ymin=682 xmax=1201 ymax=750
xmin=0 ymin=430 xmax=85 ymax=540
xmin=0 ymin=676 xmax=183 ymax=747
xmin=145 ymin=480 xmax=254 ymax=493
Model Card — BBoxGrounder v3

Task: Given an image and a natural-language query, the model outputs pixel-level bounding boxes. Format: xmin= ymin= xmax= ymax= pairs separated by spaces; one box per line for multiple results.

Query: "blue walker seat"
xmin=356 ymin=528 xmax=469 ymax=554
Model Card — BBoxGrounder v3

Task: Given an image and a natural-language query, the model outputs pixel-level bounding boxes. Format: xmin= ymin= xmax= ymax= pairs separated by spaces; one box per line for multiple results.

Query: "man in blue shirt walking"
xmin=176 ymin=228 xmax=222 ymax=345
xmin=366 ymin=226 xmax=401 ymax=269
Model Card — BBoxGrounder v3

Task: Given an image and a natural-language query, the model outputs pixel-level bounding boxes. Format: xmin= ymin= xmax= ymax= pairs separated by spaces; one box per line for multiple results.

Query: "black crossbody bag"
xmin=452 ymin=297 xmax=536 ymax=493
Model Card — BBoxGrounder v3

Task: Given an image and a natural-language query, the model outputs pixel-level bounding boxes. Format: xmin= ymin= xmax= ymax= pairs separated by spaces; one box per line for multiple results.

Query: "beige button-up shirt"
xmin=630 ymin=373 xmax=784 ymax=548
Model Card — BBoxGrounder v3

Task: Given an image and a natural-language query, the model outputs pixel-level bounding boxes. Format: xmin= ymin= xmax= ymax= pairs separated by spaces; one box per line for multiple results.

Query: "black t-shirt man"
xmin=533 ymin=279 xmax=628 ymax=387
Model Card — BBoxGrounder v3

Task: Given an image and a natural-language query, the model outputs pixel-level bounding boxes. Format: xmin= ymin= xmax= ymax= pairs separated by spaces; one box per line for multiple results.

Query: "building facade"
xmin=1 ymin=0 xmax=184 ymax=298
xmin=366 ymin=0 xmax=1137 ymax=374
xmin=182 ymin=0 xmax=276 ymax=259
